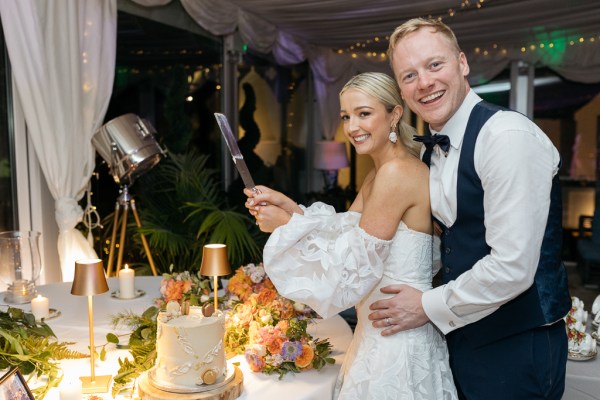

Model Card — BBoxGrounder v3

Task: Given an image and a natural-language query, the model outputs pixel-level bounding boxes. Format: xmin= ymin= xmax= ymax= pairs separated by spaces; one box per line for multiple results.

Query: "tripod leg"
xmin=130 ymin=199 xmax=158 ymax=276
xmin=115 ymin=203 xmax=129 ymax=276
xmin=106 ymin=202 xmax=121 ymax=277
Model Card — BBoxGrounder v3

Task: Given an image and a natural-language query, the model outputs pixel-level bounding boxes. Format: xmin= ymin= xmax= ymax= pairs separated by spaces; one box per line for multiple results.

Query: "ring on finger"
xmin=386 ymin=317 xmax=391 ymax=326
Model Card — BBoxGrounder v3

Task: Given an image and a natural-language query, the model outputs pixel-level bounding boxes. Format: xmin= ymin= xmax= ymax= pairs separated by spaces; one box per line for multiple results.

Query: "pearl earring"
xmin=388 ymin=130 xmax=398 ymax=144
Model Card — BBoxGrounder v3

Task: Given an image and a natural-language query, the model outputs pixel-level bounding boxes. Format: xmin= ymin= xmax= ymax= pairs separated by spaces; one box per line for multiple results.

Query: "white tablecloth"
xmin=564 ymin=322 xmax=600 ymax=400
xmin=1 ymin=276 xmax=353 ymax=399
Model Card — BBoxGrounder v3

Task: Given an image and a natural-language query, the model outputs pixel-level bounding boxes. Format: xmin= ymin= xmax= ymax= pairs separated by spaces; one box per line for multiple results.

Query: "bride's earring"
xmin=388 ymin=130 xmax=398 ymax=144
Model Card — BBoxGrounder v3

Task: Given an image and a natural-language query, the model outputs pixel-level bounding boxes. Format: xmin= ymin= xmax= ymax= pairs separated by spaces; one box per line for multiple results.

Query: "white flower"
xmin=260 ymin=314 xmax=273 ymax=325
xmin=248 ymin=343 xmax=266 ymax=357
xmin=266 ymin=353 xmax=284 ymax=366
xmin=293 ymin=302 xmax=306 ymax=312
xmin=250 ymin=270 xmax=264 ymax=284
xmin=200 ymin=294 xmax=210 ymax=303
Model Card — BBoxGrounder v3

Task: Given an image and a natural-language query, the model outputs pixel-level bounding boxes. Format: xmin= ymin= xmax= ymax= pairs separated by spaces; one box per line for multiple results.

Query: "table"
xmin=1 ymin=276 xmax=353 ymax=399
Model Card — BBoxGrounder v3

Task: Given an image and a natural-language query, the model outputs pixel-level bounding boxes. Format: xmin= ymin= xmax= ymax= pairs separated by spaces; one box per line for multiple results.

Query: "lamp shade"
xmin=313 ymin=141 xmax=349 ymax=170
xmin=71 ymin=259 xmax=109 ymax=296
xmin=92 ymin=113 xmax=165 ymax=186
xmin=200 ymin=244 xmax=231 ymax=277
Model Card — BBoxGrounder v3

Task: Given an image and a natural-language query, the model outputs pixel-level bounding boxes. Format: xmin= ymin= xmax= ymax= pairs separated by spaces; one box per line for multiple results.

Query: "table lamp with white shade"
xmin=313 ymin=141 xmax=349 ymax=191
xmin=70 ymin=258 xmax=111 ymax=393
xmin=200 ymin=244 xmax=231 ymax=312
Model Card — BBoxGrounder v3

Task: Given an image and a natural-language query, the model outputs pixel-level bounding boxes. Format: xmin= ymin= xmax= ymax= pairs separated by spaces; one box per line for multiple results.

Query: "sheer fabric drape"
xmin=0 ymin=0 xmax=117 ymax=281
xmin=145 ymin=0 xmax=600 ymax=138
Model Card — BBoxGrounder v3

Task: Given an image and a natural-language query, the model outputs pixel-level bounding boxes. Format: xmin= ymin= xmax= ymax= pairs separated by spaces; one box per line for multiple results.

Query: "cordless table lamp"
xmin=200 ymin=244 xmax=231 ymax=311
xmin=70 ymin=259 xmax=111 ymax=393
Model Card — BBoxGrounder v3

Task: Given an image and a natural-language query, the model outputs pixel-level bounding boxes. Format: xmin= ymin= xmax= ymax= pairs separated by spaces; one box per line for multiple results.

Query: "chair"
xmin=577 ymin=208 xmax=600 ymax=285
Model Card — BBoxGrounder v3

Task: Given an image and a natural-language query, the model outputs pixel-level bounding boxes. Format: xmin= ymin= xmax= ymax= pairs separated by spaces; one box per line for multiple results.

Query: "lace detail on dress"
xmin=264 ymin=204 xmax=391 ymax=318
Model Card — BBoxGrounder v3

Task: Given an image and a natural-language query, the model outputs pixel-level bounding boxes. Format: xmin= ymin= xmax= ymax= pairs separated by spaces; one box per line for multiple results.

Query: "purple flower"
xmin=280 ymin=341 xmax=303 ymax=361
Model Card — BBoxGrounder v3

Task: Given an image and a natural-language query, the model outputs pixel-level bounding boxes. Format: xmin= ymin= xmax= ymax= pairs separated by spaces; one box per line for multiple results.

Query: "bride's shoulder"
xmin=375 ymin=157 xmax=427 ymax=193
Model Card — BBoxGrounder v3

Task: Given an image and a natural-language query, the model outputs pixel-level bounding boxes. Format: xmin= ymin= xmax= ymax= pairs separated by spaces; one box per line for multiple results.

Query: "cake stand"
xmin=137 ymin=365 xmax=243 ymax=400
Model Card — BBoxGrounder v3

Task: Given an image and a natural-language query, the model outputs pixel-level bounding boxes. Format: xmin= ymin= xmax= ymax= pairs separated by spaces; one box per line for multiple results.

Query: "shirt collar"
xmin=429 ymin=89 xmax=482 ymax=150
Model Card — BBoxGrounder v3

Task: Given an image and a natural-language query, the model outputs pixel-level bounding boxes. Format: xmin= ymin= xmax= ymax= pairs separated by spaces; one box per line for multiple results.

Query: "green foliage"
xmin=0 ymin=307 xmax=88 ymax=399
xmin=312 ymin=338 xmax=336 ymax=371
xmin=110 ymin=307 xmax=159 ymax=397
xmin=104 ymin=151 xmax=263 ymax=274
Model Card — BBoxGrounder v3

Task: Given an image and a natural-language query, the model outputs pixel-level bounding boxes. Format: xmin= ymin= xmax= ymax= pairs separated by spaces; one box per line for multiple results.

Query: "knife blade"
xmin=214 ymin=113 xmax=259 ymax=192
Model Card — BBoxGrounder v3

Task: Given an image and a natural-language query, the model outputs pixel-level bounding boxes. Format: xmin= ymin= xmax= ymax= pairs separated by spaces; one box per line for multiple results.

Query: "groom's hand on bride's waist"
xmin=368 ymin=285 xmax=429 ymax=336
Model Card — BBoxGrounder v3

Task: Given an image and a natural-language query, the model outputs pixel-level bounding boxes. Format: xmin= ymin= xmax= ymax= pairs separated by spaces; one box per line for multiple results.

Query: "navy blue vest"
xmin=437 ymin=101 xmax=571 ymax=348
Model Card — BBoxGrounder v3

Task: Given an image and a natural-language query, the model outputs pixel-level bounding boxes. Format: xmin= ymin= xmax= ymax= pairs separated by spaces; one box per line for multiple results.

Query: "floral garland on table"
xmin=225 ymin=263 xmax=335 ymax=378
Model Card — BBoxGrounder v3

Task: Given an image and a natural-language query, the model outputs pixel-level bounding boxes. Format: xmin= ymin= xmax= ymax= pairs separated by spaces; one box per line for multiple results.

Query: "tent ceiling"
xmin=225 ymin=0 xmax=600 ymax=53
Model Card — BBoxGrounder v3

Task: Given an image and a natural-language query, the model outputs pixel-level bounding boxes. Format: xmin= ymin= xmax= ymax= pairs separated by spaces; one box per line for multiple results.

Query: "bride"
xmin=244 ymin=72 xmax=457 ymax=399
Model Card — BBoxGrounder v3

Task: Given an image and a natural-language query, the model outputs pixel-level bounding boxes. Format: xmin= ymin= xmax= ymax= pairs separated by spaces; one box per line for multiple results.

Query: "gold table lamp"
xmin=70 ymin=259 xmax=112 ymax=393
xmin=200 ymin=244 xmax=231 ymax=311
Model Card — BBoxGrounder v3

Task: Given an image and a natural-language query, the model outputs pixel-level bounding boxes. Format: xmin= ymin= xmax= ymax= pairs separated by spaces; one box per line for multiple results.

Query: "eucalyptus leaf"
xmin=106 ymin=332 xmax=119 ymax=344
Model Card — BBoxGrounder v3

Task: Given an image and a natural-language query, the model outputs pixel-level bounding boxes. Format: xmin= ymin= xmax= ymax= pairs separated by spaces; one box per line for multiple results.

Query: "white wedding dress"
xmin=263 ymin=203 xmax=457 ymax=400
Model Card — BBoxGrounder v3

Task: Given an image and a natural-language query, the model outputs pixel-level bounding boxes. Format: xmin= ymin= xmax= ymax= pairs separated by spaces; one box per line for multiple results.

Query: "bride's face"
xmin=340 ymin=88 xmax=394 ymax=156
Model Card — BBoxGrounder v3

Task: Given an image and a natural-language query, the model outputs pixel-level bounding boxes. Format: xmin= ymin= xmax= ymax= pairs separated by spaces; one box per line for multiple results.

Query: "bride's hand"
xmin=253 ymin=204 xmax=292 ymax=233
xmin=244 ymin=186 xmax=302 ymax=216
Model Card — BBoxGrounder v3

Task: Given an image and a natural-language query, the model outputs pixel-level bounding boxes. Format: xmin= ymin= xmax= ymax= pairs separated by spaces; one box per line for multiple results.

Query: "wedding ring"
xmin=386 ymin=317 xmax=391 ymax=326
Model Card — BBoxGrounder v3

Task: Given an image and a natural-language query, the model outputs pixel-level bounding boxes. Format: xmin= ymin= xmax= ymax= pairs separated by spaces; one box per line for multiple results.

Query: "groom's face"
xmin=391 ymin=28 xmax=470 ymax=132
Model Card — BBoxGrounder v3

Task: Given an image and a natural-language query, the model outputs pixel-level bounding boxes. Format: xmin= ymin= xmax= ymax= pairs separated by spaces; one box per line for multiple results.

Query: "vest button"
xmin=445 ymin=247 xmax=451 ymax=254
xmin=445 ymin=267 xmax=451 ymax=274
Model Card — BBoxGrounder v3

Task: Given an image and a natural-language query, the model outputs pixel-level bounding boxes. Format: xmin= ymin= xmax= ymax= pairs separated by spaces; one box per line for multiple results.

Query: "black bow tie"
xmin=413 ymin=134 xmax=451 ymax=155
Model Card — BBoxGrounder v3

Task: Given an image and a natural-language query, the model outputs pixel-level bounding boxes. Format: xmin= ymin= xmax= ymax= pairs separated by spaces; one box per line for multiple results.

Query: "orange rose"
xmin=294 ymin=345 xmax=314 ymax=369
xmin=266 ymin=336 xmax=285 ymax=355
xmin=256 ymin=287 xmax=278 ymax=305
xmin=276 ymin=320 xmax=289 ymax=333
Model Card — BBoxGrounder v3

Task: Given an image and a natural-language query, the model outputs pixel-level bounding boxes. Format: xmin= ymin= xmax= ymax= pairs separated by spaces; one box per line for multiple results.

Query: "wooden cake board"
xmin=138 ymin=366 xmax=243 ymax=400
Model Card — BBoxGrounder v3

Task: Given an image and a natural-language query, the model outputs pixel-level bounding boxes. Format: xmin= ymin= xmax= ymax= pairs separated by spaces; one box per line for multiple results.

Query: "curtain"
xmin=0 ymin=0 xmax=117 ymax=281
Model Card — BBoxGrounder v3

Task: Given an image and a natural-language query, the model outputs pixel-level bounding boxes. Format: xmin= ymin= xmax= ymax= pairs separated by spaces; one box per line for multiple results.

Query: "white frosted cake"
xmin=150 ymin=305 xmax=227 ymax=390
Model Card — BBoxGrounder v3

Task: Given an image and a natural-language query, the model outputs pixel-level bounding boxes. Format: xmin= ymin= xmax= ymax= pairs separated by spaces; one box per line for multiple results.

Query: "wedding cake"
xmin=149 ymin=303 xmax=227 ymax=390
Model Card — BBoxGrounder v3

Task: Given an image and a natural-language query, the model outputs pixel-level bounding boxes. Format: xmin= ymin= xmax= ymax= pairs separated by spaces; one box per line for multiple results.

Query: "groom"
xmin=368 ymin=18 xmax=571 ymax=399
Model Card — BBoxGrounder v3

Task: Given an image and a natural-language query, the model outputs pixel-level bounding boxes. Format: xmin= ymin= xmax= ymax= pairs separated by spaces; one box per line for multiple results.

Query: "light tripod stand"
xmin=93 ymin=113 xmax=165 ymax=278
xmin=105 ymin=185 xmax=158 ymax=277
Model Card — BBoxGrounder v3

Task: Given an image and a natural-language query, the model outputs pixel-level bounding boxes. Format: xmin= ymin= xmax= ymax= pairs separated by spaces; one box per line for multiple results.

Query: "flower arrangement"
xmin=225 ymin=263 xmax=335 ymax=378
xmin=156 ymin=267 xmax=212 ymax=308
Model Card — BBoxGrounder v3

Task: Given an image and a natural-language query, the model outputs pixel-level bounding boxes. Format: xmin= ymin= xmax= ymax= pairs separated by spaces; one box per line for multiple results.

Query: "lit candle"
xmin=59 ymin=379 xmax=83 ymax=400
xmin=119 ymin=264 xmax=135 ymax=299
xmin=31 ymin=294 xmax=49 ymax=320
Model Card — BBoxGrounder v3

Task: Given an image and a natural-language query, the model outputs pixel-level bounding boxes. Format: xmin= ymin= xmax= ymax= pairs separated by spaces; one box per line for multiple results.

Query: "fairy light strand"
xmin=335 ymin=0 xmax=487 ymax=56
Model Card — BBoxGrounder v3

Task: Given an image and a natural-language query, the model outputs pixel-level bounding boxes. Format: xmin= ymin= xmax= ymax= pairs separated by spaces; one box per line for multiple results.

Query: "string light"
xmin=333 ymin=1 xmax=598 ymax=61
xmin=472 ymin=32 xmax=600 ymax=59
xmin=335 ymin=0 xmax=486 ymax=55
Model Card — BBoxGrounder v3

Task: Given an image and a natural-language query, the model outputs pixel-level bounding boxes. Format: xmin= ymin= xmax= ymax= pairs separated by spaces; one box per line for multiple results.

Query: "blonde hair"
xmin=340 ymin=72 xmax=420 ymax=157
xmin=387 ymin=18 xmax=461 ymax=65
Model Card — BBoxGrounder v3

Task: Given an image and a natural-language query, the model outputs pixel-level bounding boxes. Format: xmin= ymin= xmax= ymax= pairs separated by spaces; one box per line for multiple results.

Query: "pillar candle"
xmin=31 ymin=294 xmax=49 ymax=320
xmin=59 ymin=379 xmax=83 ymax=400
xmin=119 ymin=264 xmax=135 ymax=299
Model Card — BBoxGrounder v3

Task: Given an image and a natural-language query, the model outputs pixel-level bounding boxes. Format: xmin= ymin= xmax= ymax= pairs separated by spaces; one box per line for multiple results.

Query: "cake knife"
xmin=214 ymin=113 xmax=260 ymax=193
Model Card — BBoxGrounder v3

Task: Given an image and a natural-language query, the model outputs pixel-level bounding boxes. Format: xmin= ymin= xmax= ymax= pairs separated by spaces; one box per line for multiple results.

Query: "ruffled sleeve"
xmin=263 ymin=202 xmax=392 ymax=318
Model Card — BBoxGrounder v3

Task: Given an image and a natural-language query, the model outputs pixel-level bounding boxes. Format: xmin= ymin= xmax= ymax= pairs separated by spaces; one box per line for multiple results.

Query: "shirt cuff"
xmin=422 ymin=285 xmax=467 ymax=334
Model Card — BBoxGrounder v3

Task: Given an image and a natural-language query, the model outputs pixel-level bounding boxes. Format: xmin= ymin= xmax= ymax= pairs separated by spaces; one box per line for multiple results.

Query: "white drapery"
xmin=0 ymin=0 xmax=117 ymax=281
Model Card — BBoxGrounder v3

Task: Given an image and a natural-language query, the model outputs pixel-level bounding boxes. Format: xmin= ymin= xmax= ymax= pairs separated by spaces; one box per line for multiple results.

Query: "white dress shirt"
xmin=422 ymin=90 xmax=561 ymax=334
